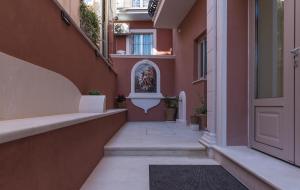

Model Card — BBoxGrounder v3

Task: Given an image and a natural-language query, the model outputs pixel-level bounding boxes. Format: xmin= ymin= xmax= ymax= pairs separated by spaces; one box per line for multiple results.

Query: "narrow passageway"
xmin=81 ymin=122 xmax=217 ymax=190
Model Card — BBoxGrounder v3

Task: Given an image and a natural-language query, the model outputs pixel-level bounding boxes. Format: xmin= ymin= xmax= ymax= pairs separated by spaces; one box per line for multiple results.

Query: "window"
xmin=130 ymin=34 xmax=153 ymax=55
xmin=132 ymin=0 xmax=149 ymax=8
xmin=126 ymin=29 xmax=156 ymax=55
xmin=196 ymin=37 xmax=207 ymax=80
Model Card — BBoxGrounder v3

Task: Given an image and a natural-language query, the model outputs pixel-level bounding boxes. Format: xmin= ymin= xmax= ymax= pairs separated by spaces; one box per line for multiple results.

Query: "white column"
xmin=200 ymin=0 xmax=217 ymax=145
xmin=216 ymin=0 xmax=228 ymax=146
xmin=200 ymin=0 xmax=227 ymax=146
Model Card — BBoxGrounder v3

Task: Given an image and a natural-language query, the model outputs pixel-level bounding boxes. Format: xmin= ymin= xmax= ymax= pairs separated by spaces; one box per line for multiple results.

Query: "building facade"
xmin=152 ymin=0 xmax=300 ymax=166
xmin=109 ymin=0 xmax=176 ymax=121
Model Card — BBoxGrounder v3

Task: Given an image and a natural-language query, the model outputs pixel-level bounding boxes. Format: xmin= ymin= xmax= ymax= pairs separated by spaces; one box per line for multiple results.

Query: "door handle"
xmin=291 ymin=47 xmax=300 ymax=56
xmin=291 ymin=47 xmax=300 ymax=68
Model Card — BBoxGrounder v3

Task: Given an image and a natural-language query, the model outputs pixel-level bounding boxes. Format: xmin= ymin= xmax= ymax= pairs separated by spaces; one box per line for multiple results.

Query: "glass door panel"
xmin=256 ymin=0 xmax=284 ymax=99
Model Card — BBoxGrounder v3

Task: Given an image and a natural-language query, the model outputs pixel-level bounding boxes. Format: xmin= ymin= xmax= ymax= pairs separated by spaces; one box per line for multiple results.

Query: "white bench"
xmin=0 ymin=52 xmax=125 ymax=144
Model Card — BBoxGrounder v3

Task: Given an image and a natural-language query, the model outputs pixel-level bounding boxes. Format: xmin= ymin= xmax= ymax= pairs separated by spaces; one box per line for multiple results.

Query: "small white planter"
xmin=79 ymin=95 xmax=106 ymax=113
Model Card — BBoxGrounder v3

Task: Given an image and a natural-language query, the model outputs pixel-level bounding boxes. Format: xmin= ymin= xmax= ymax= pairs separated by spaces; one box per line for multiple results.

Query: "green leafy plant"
xmin=80 ymin=2 xmax=100 ymax=46
xmin=195 ymin=96 xmax=207 ymax=115
xmin=88 ymin=90 xmax=101 ymax=95
xmin=164 ymin=96 xmax=178 ymax=109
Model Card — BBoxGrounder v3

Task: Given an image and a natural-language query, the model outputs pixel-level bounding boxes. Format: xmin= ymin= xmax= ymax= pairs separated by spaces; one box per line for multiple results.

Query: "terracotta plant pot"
xmin=165 ymin=108 xmax=177 ymax=121
xmin=199 ymin=114 xmax=207 ymax=129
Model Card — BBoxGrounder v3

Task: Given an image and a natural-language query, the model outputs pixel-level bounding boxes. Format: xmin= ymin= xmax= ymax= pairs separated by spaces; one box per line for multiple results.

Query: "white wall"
xmin=0 ymin=52 xmax=81 ymax=120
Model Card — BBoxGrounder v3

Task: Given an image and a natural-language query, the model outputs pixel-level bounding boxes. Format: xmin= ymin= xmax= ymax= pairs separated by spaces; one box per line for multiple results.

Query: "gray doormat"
xmin=149 ymin=165 xmax=248 ymax=190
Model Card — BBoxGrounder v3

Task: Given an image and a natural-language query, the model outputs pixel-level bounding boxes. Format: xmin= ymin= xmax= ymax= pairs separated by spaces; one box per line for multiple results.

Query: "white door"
xmin=250 ymin=0 xmax=295 ymax=163
xmin=294 ymin=1 xmax=300 ymax=166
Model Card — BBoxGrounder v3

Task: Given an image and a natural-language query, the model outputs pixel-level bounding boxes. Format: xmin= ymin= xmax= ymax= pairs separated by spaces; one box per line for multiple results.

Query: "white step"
xmin=104 ymin=145 xmax=207 ymax=157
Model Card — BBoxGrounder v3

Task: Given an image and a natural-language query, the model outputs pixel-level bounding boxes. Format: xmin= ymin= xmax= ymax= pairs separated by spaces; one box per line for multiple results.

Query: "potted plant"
xmin=116 ymin=94 xmax=126 ymax=108
xmin=190 ymin=113 xmax=200 ymax=131
xmin=79 ymin=90 xmax=106 ymax=113
xmin=164 ymin=96 xmax=178 ymax=121
xmin=195 ymin=98 xmax=207 ymax=129
xmin=88 ymin=90 xmax=101 ymax=95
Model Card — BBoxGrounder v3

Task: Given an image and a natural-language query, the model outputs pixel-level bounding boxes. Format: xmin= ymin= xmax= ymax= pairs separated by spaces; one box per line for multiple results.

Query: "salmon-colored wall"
xmin=113 ymin=58 xmax=175 ymax=121
xmin=0 ymin=112 xmax=127 ymax=190
xmin=173 ymin=0 xmax=207 ymax=123
xmin=0 ymin=0 xmax=117 ymax=108
xmin=227 ymin=0 xmax=248 ymax=145
xmin=112 ymin=21 xmax=173 ymax=54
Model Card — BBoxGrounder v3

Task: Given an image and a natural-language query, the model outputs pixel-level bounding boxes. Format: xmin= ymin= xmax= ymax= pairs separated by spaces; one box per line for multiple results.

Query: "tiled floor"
xmin=81 ymin=122 xmax=215 ymax=190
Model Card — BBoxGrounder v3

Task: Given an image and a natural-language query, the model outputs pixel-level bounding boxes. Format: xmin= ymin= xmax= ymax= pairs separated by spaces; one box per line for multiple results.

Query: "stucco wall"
xmin=113 ymin=57 xmax=175 ymax=121
xmin=0 ymin=112 xmax=126 ymax=190
xmin=173 ymin=0 xmax=207 ymax=123
xmin=0 ymin=0 xmax=117 ymax=109
xmin=227 ymin=0 xmax=248 ymax=145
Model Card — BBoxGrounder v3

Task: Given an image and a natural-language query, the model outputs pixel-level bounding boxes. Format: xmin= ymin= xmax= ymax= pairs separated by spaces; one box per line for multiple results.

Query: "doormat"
xmin=149 ymin=165 xmax=248 ymax=190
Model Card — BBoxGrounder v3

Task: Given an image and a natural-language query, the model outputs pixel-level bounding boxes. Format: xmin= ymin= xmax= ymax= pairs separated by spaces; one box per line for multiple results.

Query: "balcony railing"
xmin=148 ymin=0 xmax=159 ymax=17
xmin=117 ymin=0 xmax=150 ymax=9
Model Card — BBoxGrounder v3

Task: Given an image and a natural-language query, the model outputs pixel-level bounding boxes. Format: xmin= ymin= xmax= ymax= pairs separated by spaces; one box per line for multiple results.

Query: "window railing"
xmin=148 ymin=0 xmax=159 ymax=17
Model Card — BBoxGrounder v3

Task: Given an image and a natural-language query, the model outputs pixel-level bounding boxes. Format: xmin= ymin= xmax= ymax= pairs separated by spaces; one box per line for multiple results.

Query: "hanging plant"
xmin=80 ymin=2 xmax=100 ymax=46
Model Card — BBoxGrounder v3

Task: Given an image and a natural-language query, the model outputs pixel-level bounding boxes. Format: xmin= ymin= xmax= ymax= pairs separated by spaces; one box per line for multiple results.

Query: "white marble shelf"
xmin=0 ymin=109 xmax=127 ymax=144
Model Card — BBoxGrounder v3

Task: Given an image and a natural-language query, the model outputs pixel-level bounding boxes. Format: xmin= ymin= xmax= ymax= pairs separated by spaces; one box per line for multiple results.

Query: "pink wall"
xmin=227 ymin=0 xmax=248 ymax=145
xmin=173 ymin=0 xmax=207 ymax=123
xmin=0 ymin=112 xmax=126 ymax=190
xmin=0 ymin=0 xmax=117 ymax=109
xmin=113 ymin=57 xmax=175 ymax=121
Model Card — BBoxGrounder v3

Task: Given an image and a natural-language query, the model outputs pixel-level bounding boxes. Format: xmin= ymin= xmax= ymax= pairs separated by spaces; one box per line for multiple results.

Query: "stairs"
xmin=105 ymin=145 xmax=207 ymax=157
xmin=81 ymin=122 xmax=213 ymax=190
xmin=104 ymin=122 xmax=208 ymax=157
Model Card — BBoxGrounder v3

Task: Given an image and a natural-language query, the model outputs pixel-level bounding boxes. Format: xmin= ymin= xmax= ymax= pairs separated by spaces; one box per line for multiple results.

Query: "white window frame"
xmin=126 ymin=29 xmax=157 ymax=55
xmin=132 ymin=0 xmax=149 ymax=8
xmin=197 ymin=37 xmax=207 ymax=80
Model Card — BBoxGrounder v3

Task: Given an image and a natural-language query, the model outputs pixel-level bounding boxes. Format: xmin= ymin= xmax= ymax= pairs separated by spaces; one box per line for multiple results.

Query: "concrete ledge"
xmin=110 ymin=54 xmax=176 ymax=59
xmin=211 ymin=146 xmax=300 ymax=190
xmin=0 ymin=109 xmax=127 ymax=144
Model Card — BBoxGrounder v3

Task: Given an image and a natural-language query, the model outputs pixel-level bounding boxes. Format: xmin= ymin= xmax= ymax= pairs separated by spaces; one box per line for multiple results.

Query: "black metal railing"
xmin=148 ymin=0 xmax=159 ymax=17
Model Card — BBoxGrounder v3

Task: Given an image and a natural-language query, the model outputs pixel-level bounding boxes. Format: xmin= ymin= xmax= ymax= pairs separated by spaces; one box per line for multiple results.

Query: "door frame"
xmin=248 ymin=0 xmax=295 ymax=163
xmin=295 ymin=0 xmax=300 ymax=166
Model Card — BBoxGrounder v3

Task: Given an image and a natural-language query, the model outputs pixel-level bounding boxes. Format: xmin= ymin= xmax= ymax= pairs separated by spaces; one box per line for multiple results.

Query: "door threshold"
xmin=207 ymin=146 xmax=300 ymax=190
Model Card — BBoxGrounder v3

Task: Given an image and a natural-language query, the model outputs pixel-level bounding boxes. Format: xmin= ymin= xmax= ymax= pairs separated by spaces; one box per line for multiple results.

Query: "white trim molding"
xmin=125 ymin=29 xmax=157 ymax=55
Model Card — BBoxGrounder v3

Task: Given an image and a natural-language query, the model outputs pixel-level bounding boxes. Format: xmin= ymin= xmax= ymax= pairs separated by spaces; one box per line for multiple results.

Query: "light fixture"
xmin=61 ymin=11 xmax=71 ymax=26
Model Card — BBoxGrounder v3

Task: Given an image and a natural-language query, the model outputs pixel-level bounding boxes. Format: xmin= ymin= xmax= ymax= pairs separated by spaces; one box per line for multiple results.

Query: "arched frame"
xmin=129 ymin=59 xmax=163 ymax=98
